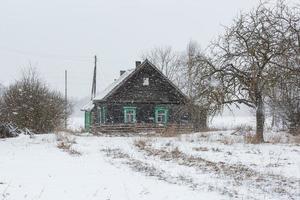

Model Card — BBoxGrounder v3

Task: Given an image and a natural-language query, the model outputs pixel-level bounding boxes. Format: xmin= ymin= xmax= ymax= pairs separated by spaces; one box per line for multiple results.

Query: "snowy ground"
xmin=68 ymin=115 xmax=258 ymax=131
xmin=0 ymin=131 xmax=299 ymax=200
xmin=68 ymin=116 xmax=84 ymax=131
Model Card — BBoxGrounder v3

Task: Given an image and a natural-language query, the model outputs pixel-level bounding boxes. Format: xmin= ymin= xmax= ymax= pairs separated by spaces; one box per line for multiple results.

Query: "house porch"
xmin=91 ymin=123 xmax=194 ymax=135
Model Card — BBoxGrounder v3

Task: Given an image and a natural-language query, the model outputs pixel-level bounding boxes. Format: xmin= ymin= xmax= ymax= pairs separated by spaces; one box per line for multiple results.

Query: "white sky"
xmin=0 ymin=0 xmax=297 ymax=99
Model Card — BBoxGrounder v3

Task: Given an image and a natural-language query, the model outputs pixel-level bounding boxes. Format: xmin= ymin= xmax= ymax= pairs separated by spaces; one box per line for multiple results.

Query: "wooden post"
xmin=91 ymin=55 xmax=97 ymax=99
xmin=65 ymin=70 xmax=68 ymax=129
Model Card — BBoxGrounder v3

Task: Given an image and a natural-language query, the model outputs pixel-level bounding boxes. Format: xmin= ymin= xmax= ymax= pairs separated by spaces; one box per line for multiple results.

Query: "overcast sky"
xmin=0 ymin=0 xmax=297 ymax=99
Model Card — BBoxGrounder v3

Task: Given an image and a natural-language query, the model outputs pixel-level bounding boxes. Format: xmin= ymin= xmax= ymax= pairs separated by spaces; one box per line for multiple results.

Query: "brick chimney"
xmin=120 ymin=70 xmax=126 ymax=76
xmin=135 ymin=61 xmax=141 ymax=68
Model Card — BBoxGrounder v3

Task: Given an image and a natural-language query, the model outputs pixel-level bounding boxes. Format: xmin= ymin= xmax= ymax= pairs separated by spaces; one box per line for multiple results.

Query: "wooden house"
xmin=82 ymin=59 xmax=192 ymax=134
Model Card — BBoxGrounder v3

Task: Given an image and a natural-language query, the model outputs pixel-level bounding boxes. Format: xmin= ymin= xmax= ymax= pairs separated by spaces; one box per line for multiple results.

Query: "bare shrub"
xmin=236 ymin=125 xmax=253 ymax=135
xmin=218 ymin=134 xmax=244 ymax=145
xmin=291 ymin=128 xmax=300 ymax=137
xmin=263 ymin=132 xmax=292 ymax=144
xmin=198 ymin=127 xmax=221 ymax=132
xmin=212 ymin=148 xmax=221 ymax=152
xmin=170 ymin=147 xmax=181 ymax=158
xmin=0 ymin=68 xmax=73 ymax=133
xmin=293 ymin=135 xmax=300 ymax=144
xmin=134 ymin=139 xmax=147 ymax=150
xmin=197 ymin=132 xmax=209 ymax=138
xmin=161 ymin=125 xmax=178 ymax=137
xmin=56 ymin=132 xmax=76 ymax=144
xmin=266 ymin=135 xmax=284 ymax=144
xmin=233 ymin=125 xmax=262 ymax=144
xmin=193 ymin=147 xmax=209 ymax=151
xmin=56 ymin=132 xmax=80 ymax=156
xmin=68 ymin=147 xmax=82 ymax=155
xmin=244 ymin=133 xmax=260 ymax=144
xmin=57 ymin=141 xmax=71 ymax=150
xmin=55 ymin=127 xmax=85 ymax=136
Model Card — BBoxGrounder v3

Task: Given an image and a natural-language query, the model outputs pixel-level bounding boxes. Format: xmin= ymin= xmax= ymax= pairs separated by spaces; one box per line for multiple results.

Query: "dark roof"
xmin=94 ymin=59 xmax=187 ymax=102
xmin=82 ymin=59 xmax=187 ymax=110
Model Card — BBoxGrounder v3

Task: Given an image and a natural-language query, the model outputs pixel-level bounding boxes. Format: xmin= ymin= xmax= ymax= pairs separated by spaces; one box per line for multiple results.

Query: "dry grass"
xmin=244 ymin=134 xmax=260 ymax=144
xmin=55 ymin=132 xmax=81 ymax=156
xmin=197 ymin=133 xmax=209 ymax=138
xmin=170 ymin=147 xmax=181 ymax=157
xmin=57 ymin=141 xmax=71 ymax=150
xmin=134 ymin=144 xmax=298 ymax=199
xmin=236 ymin=125 xmax=253 ymax=134
xmin=55 ymin=127 xmax=85 ymax=135
xmin=190 ymin=128 xmax=294 ymax=144
xmin=220 ymin=137 xmax=236 ymax=145
xmin=134 ymin=139 xmax=147 ymax=149
xmin=197 ymin=127 xmax=221 ymax=132
xmin=56 ymin=132 xmax=76 ymax=143
xmin=293 ymin=135 xmax=300 ymax=144
xmin=212 ymin=148 xmax=221 ymax=152
xmin=68 ymin=147 xmax=82 ymax=155
xmin=266 ymin=134 xmax=284 ymax=144
xmin=193 ymin=146 xmax=209 ymax=151
xmin=161 ymin=125 xmax=178 ymax=137
xmin=218 ymin=135 xmax=245 ymax=144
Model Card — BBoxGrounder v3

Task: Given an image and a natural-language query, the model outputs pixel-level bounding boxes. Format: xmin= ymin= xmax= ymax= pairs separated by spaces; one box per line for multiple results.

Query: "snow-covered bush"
xmin=56 ymin=132 xmax=80 ymax=155
xmin=56 ymin=132 xmax=76 ymax=144
xmin=0 ymin=69 xmax=73 ymax=133
xmin=0 ymin=123 xmax=34 ymax=138
xmin=0 ymin=123 xmax=19 ymax=138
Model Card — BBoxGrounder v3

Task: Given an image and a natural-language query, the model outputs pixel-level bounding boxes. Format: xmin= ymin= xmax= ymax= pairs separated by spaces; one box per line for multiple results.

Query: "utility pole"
xmin=91 ymin=55 xmax=97 ymax=100
xmin=65 ymin=70 xmax=68 ymax=129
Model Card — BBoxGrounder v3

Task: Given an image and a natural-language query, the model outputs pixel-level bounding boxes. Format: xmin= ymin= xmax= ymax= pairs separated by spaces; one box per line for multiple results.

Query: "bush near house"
xmin=0 ymin=69 xmax=72 ymax=134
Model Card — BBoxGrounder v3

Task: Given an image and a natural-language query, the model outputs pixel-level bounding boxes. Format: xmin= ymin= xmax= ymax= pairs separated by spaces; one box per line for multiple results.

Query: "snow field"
xmin=0 ymin=130 xmax=299 ymax=200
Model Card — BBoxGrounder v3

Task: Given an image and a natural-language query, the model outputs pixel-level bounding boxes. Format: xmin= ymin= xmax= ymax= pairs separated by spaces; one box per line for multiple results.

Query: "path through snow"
xmin=0 ymin=134 xmax=220 ymax=200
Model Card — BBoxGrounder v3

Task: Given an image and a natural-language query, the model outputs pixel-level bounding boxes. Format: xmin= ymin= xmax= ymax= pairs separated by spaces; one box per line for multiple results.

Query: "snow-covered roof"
xmin=81 ymin=68 xmax=135 ymax=111
xmin=81 ymin=101 xmax=94 ymax=111
xmin=81 ymin=59 xmax=188 ymax=111
xmin=93 ymin=68 xmax=135 ymax=101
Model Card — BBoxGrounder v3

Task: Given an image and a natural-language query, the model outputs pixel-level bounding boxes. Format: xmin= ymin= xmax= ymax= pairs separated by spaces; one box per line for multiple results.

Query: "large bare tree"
xmin=180 ymin=41 xmax=223 ymax=130
xmin=201 ymin=1 xmax=300 ymax=142
xmin=141 ymin=46 xmax=181 ymax=82
xmin=142 ymin=42 xmax=223 ymax=130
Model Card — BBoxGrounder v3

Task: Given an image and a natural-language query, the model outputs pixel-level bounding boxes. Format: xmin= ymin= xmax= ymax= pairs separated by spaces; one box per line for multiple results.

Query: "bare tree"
xmin=200 ymin=1 xmax=300 ymax=142
xmin=179 ymin=41 xmax=223 ymax=130
xmin=0 ymin=68 xmax=73 ymax=133
xmin=268 ymin=65 xmax=300 ymax=135
xmin=267 ymin=2 xmax=300 ymax=134
xmin=0 ymin=83 xmax=5 ymax=121
xmin=141 ymin=46 xmax=181 ymax=82
xmin=141 ymin=42 xmax=223 ymax=130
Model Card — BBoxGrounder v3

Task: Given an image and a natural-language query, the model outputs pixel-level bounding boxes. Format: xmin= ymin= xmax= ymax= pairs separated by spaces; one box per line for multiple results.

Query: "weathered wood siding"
xmin=95 ymin=103 xmax=189 ymax=124
xmin=91 ymin=61 xmax=191 ymax=133
xmin=103 ymin=62 xmax=185 ymax=104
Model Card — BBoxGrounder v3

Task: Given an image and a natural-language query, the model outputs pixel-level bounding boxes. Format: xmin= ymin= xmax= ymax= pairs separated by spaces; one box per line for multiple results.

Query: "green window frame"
xmin=124 ymin=107 xmax=136 ymax=123
xmin=99 ymin=106 xmax=107 ymax=124
xmin=84 ymin=111 xmax=92 ymax=130
xmin=155 ymin=106 xmax=169 ymax=124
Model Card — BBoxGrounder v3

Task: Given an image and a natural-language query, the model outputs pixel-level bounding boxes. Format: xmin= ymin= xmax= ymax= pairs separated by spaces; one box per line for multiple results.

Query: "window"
xmin=124 ymin=107 xmax=136 ymax=123
xmin=84 ymin=111 xmax=91 ymax=130
xmin=155 ymin=107 xmax=168 ymax=124
xmin=157 ymin=110 xmax=166 ymax=123
xmin=143 ymin=77 xmax=149 ymax=86
xmin=126 ymin=110 xmax=135 ymax=123
xmin=97 ymin=108 xmax=102 ymax=123
xmin=97 ymin=106 xmax=106 ymax=124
